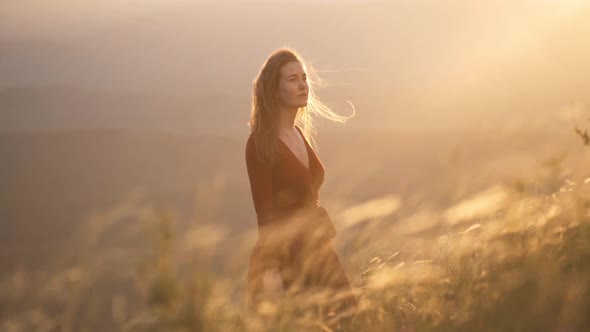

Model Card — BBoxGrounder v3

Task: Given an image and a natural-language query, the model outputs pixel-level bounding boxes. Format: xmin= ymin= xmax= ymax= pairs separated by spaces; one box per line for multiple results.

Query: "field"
xmin=1 ymin=127 xmax=588 ymax=331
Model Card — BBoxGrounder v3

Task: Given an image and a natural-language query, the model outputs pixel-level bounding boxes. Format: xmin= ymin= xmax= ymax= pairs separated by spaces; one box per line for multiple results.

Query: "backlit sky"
xmin=1 ymin=0 xmax=589 ymax=130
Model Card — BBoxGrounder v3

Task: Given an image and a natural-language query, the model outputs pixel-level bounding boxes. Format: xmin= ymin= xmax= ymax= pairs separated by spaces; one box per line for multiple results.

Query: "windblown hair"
xmin=248 ymin=47 xmax=354 ymax=166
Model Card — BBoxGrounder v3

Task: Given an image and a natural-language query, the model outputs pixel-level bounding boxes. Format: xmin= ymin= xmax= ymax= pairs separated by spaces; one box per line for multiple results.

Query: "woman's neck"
xmin=277 ymin=106 xmax=298 ymax=135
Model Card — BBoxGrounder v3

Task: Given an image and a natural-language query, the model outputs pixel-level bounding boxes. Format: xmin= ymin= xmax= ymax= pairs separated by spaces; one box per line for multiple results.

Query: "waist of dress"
xmin=272 ymin=201 xmax=320 ymax=219
xmin=258 ymin=203 xmax=335 ymax=242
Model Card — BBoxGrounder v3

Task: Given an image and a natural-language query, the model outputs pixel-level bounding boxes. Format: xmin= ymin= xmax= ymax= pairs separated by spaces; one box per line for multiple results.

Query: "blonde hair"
xmin=248 ymin=47 xmax=354 ymax=166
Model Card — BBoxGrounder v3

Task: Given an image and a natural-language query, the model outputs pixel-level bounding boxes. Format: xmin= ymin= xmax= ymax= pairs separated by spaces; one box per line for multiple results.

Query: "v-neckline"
xmin=278 ymin=125 xmax=311 ymax=174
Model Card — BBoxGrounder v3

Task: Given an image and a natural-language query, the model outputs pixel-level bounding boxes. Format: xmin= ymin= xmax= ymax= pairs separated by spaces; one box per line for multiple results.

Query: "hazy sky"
xmin=0 ymin=0 xmax=378 ymax=38
xmin=2 ymin=1 xmax=584 ymax=37
xmin=2 ymin=0 xmax=589 ymax=131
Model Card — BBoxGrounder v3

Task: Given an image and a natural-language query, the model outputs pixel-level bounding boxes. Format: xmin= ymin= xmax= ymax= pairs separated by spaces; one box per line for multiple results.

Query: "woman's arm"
xmin=262 ymin=268 xmax=284 ymax=295
xmin=245 ymin=137 xmax=281 ymax=269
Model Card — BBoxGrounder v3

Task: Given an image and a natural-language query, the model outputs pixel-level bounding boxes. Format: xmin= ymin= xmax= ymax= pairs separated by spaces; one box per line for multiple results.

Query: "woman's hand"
xmin=262 ymin=268 xmax=284 ymax=296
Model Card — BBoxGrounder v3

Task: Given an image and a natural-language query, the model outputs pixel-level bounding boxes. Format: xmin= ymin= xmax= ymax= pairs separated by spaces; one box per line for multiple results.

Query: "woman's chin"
xmin=286 ymin=101 xmax=307 ymax=109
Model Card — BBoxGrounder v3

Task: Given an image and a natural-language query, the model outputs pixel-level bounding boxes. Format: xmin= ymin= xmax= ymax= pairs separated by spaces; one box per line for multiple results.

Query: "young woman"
xmin=245 ymin=48 xmax=358 ymax=327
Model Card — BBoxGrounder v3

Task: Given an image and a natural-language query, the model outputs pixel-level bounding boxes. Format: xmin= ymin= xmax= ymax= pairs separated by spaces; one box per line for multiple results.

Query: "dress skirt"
xmin=246 ymin=225 xmax=359 ymax=327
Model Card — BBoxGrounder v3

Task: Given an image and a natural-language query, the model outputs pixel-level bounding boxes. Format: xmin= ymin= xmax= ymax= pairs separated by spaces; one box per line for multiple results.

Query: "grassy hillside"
xmin=0 ymin=127 xmax=587 ymax=331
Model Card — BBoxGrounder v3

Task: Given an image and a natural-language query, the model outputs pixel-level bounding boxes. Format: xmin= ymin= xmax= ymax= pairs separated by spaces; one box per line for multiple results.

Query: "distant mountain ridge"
xmin=0 ymin=86 xmax=250 ymax=133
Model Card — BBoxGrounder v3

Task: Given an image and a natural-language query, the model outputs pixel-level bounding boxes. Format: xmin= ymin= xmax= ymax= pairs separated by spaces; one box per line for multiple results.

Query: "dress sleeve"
xmin=245 ymin=136 xmax=280 ymax=268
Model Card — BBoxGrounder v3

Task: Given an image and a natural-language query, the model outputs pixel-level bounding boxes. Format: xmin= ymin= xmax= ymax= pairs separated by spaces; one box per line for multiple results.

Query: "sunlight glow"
xmin=444 ymin=185 xmax=510 ymax=225
xmin=337 ymin=194 xmax=402 ymax=228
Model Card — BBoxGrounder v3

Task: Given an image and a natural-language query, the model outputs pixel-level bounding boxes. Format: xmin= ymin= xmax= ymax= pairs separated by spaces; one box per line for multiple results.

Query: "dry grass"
xmin=1 ymin=136 xmax=590 ymax=332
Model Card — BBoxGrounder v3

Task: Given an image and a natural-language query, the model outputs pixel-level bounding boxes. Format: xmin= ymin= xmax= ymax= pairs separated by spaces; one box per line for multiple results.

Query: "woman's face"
xmin=276 ymin=61 xmax=309 ymax=109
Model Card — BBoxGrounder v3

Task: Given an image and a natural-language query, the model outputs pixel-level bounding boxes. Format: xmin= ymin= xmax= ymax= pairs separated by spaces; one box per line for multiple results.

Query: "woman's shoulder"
xmin=245 ymin=133 xmax=256 ymax=155
xmin=245 ymin=133 xmax=281 ymax=167
xmin=245 ymin=133 xmax=268 ymax=158
xmin=246 ymin=132 xmax=277 ymax=150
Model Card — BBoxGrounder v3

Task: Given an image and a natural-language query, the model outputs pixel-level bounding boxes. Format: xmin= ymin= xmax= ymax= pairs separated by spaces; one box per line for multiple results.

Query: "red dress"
xmin=245 ymin=125 xmax=358 ymax=320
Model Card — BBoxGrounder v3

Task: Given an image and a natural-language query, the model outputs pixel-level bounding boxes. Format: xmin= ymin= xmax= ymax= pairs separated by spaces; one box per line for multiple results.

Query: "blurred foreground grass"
xmin=1 ymin=143 xmax=590 ymax=332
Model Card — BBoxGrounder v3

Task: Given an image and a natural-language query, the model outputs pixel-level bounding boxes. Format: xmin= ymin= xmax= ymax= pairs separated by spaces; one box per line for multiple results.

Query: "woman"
xmin=245 ymin=48 xmax=358 ymax=328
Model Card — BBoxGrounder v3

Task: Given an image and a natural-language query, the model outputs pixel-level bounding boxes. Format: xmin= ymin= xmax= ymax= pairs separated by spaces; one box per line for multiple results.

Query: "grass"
xmin=1 ymin=135 xmax=589 ymax=332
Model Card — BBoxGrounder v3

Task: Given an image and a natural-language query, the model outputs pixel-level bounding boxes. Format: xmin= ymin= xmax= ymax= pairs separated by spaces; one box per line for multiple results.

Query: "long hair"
xmin=248 ymin=47 xmax=354 ymax=166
